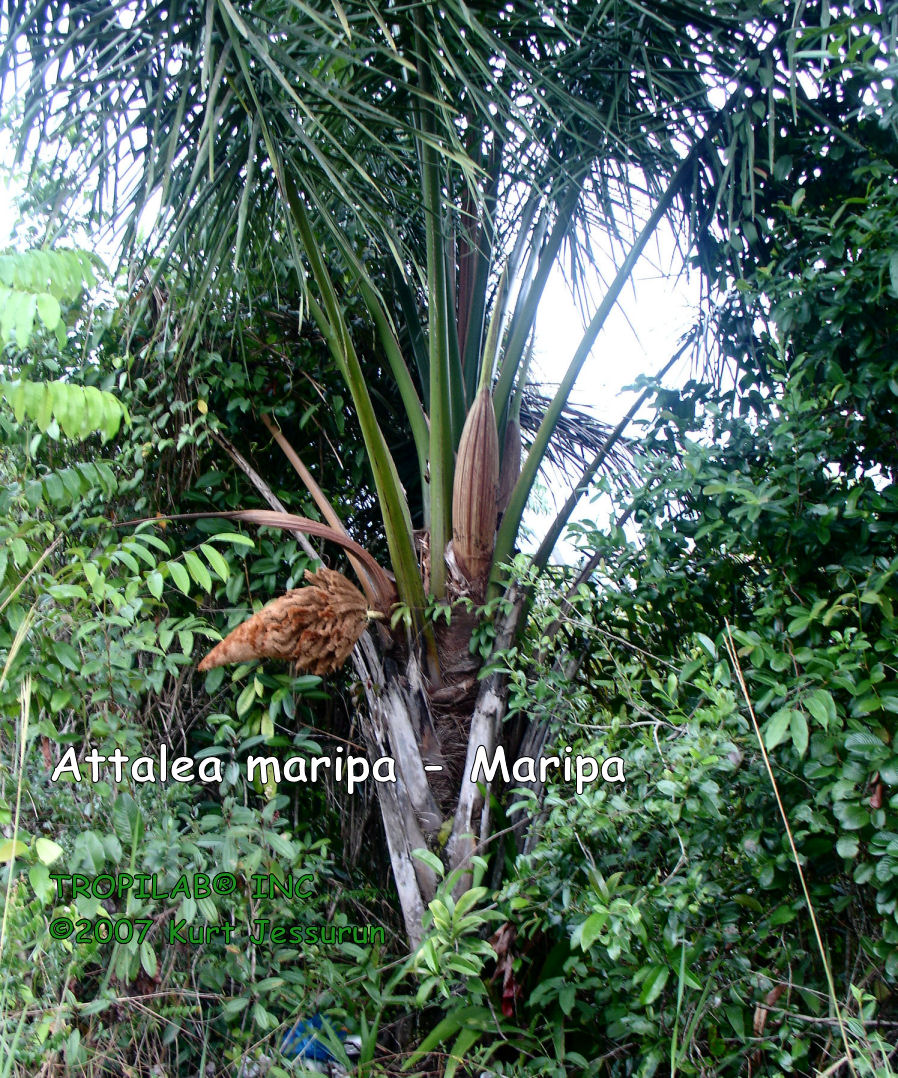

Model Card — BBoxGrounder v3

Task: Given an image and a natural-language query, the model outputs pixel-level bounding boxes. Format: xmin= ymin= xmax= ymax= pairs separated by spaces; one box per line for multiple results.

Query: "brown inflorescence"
xmin=197 ymin=567 xmax=368 ymax=676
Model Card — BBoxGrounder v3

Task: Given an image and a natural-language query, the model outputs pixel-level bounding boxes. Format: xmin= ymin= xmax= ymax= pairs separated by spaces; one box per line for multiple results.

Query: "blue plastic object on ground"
xmin=280 ymin=1013 xmax=351 ymax=1062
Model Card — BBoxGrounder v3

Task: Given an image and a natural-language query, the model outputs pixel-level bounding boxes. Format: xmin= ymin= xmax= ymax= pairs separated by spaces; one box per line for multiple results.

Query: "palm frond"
xmin=519 ymin=387 xmax=634 ymax=479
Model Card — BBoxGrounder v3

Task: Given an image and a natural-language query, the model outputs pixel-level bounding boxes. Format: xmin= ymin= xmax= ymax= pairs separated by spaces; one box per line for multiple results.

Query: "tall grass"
xmin=0 ymin=607 xmax=35 ymax=1078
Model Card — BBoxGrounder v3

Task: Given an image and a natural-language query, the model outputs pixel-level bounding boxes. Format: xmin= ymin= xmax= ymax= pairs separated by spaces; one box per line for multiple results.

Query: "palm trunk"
xmin=348 ymin=591 xmax=524 ymax=947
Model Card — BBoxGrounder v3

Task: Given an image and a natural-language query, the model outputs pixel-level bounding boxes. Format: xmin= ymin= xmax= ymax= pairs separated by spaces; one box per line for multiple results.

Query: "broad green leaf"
xmin=804 ymin=689 xmax=836 ymax=728
xmin=184 ymin=550 xmax=213 ymax=593
xmin=126 ymin=541 xmax=157 ymax=568
xmin=37 ymin=382 xmax=53 ymax=430
xmin=113 ymin=549 xmax=140 ymax=574
xmin=252 ymin=1003 xmax=275 ymax=1030
xmin=639 ymin=965 xmax=669 ymax=1006
xmin=140 ymin=941 xmax=158 ymax=978
xmin=221 ymin=997 xmax=250 ymax=1020
xmin=80 ymin=998 xmax=112 ymax=1017
xmin=833 ymin=802 xmax=869 ymax=830
xmin=50 ymin=689 xmax=72 ymax=713
xmin=411 ymin=848 xmax=445 ymax=878
xmin=135 ymin=531 xmax=171 ymax=555
xmin=208 ymin=531 xmax=255 ymax=548
xmin=29 ymin=863 xmax=53 ymax=902
xmin=43 ymin=472 xmax=67 ymax=504
xmin=112 ymin=793 xmax=143 ymax=847
xmin=14 ymin=292 xmax=37 ymax=347
xmin=146 ymin=571 xmax=164 ymax=599
xmin=47 ymin=584 xmax=88 ymax=601
xmin=34 ymin=837 xmax=63 ymax=865
xmin=35 ymin=291 xmax=61 ymax=330
xmin=235 ymin=681 xmax=257 ymax=717
xmin=789 ymin=709 xmax=809 ymax=757
xmin=695 ymin=632 xmax=717 ymax=659
xmin=0 ymin=839 xmax=28 ymax=862
xmin=200 ymin=543 xmax=230 ymax=582
xmin=579 ymin=910 xmax=609 ymax=950
xmin=836 ymin=836 xmax=859 ymax=858
xmin=76 ymin=831 xmax=106 ymax=873
xmin=763 ymin=707 xmax=793 ymax=750
xmin=453 ymin=886 xmax=487 ymax=918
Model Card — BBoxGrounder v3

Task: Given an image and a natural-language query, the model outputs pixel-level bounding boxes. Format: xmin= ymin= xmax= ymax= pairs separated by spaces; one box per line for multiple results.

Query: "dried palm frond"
xmin=519 ymin=385 xmax=638 ymax=478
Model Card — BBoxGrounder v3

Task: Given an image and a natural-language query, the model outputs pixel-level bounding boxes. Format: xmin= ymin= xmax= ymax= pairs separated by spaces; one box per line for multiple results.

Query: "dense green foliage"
xmin=0 ymin=253 xmax=410 ymax=1074
xmin=447 ymin=128 xmax=898 ymax=1076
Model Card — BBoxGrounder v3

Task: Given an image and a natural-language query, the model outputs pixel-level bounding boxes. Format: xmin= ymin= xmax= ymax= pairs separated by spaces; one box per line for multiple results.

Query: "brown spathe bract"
xmin=197 ymin=567 xmax=368 ymax=677
xmin=452 ymin=384 xmax=499 ymax=587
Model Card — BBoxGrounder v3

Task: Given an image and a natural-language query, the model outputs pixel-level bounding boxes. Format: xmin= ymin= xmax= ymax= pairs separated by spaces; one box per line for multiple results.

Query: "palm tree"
xmin=2 ymin=0 xmax=880 ymax=945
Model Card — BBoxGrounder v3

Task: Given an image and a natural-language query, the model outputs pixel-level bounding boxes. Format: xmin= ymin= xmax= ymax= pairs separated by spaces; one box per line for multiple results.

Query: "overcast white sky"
xmin=525 ymin=223 xmax=697 ymax=559
xmin=534 ymin=240 xmax=697 ymax=423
